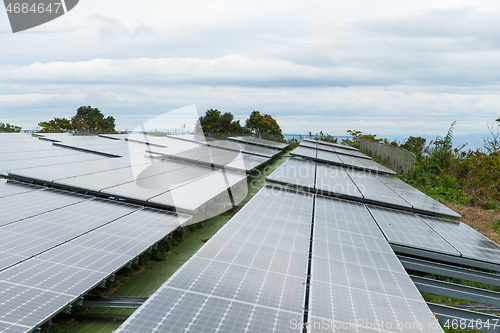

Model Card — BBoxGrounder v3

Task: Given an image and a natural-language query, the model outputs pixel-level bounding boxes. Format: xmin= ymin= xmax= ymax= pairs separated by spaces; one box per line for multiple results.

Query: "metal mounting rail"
xmin=412 ymin=275 xmax=500 ymax=308
xmin=428 ymin=303 xmax=500 ymax=333
xmin=398 ymin=256 xmax=500 ymax=287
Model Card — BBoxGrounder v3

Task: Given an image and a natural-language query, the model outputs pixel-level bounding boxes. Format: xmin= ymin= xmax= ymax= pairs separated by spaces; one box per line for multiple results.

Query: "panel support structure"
xmin=392 ymin=244 xmax=500 ymax=273
xmin=412 ymin=276 xmax=500 ymax=307
xmin=398 ymin=256 xmax=500 ymax=288
xmin=428 ymin=302 xmax=500 ymax=333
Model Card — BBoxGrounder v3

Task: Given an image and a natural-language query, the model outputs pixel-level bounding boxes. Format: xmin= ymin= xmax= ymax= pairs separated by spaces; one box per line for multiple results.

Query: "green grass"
xmin=54 ymin=150 xmax=291 ymax=333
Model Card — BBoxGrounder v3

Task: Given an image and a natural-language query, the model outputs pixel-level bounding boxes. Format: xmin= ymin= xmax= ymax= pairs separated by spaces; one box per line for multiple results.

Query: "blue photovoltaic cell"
xmin=0 ymin=178 xmax=192 ymax=333
xmin=419 ymin=215 xmax=500 ymax=265
xmin=309 ymin=195 xmax=443 ymax=332
xmin=378 ymin=175 xmax=460 ymax=219
xmin=290 ymin=145 xmax=317 ymax=159
xmin=115 ymin=186 xmax=311 ymax=333
xmin=228 ymin=136 xmax=289 ymax=150
xmin=345 ymin=169 xmax=412 ymax=210
xmin=367 ymin=205 xmax=460 ymax=256
xmin=266 ymin=157 xmax=315 ymax=190
xmin=315 ymin=163 xmax=363 ymax=199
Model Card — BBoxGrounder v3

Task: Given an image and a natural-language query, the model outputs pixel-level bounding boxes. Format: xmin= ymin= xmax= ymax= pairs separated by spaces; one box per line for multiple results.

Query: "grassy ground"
xmin=53 ymin=150 xmax=292 ymax=333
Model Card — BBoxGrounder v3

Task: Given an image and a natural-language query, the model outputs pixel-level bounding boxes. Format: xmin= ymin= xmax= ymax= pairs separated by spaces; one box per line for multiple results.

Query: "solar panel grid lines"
xmin=377 ymin=175 xmax=461 ymax=220
xmin=0 ymin=188 xmax=191 ymax=332
xmin=0 ymin=179 xmax=42 ymax=198
xmin=366 ymin=205 xmax=461 ymax=257
xmin=303 ymin=138 xmax=359 ymax=151
xmin=418 ymin=215 xmax=500 ymax=266
xmin=115 ymin=186 xmax=312 ymax=333
xmin=333 ymin=146 xmax=372 ymax=160
xmin=266 ymin=157 xmax=316 ymax=191
xmin=315 ymin=163 xmax=364 ymax=199
xmin=290 ymin=145 xmax=317 ymax=160
xmin=308 ymin=195 xmax=443 ymax=332
xmin=228 ymin=136 xmax=289 ymax=150
xmin=291 ymin=145 xmax=397 ymax=176
xmin=0 ymin=189 xmax=91 ymax=228
xmin=345 ymin=169 xmax=413 ymax=210
xmin=202 ymin=140 xmax=280 ymax=158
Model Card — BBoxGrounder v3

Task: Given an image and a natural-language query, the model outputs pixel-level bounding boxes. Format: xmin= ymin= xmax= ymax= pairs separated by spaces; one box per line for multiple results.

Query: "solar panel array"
xmin=0 ymin=179 xmax=192 ymax=333
xmin=202 ymin=140 xmax=281 ymax=158
xmin=299 ymin=141 xmax=371 ymax=160
xmin=2 ymin=134 xmax=255 ymax=222
xmin=367 ymin=205 xmax=460 ymax=256
xmin=310 ymin=196 xmax=442 ymax=332
xmin=228 ymin=136 xmax=289 ymax=150
xmin=303 ymin=137 xmax=359 ymax=151
xmin=364 ymin=204 xmax=500 ymax=269
xmin=116 ymin=186 xmax=442 ymax=333
xmin=267 ymin=158 xmax=460 ymax=219
xmin=419 ymin=215 xmax=500 ymax=265
xmin=291 ymin=145 xmax=396 ymax=175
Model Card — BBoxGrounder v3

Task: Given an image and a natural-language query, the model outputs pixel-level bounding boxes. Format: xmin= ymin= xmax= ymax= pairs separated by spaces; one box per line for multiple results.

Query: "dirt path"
xmin=446 ymin=203 xmax=500 ymax=243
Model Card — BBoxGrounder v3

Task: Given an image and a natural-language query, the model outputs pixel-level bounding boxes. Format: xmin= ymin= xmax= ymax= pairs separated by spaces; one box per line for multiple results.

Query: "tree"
xmin=38 ymin=118 xmax=74 ymax=133
xmin=341 ymin=129 xmax=382 ymax=148
xmin=71 ymin=106 xmax=116 ymax=133
xmin=0 ymin=122 xmax=21 ymax=132
xmin=198 ymin=109 xmax=246 ymax=136
xmin=245 ymin=110 xmax=283 ymax=140
xmin=401 ymin=136 xmax=427 ymax=157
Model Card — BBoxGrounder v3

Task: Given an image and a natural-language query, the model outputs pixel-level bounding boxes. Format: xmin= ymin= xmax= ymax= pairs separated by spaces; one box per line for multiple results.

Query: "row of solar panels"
xmin=115 ymin=186 xmax=445 ymax=333
xmin=0 ymin=179 xmax=192 ymax=333
xmin=8 ymin=158 xmax=247 ymax=221
xmin=303 ymin=137 xmax=359 ymax=151
xmin=266 ymin=158 xmax=460 ymax=219
xmin=291 ymin=145 xmax=396 ymax=175
xmin=0 ymin=133 xmax=291 ymax=333
xmin=299 ymin=140 xmax=370 ymax=159
xmin=0 ymin=134 xmax=284 ymax=221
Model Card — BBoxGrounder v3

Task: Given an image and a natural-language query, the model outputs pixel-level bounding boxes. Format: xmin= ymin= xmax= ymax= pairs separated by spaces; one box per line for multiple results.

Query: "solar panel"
xmin=115 ymin=186 xmax=312 ymax=333
xmin=204 ymin=140 xmax=280 ymax=158
xmin=333 ymin=146 xmax=372 ymax=160
xmin=0 ymin=189 xmax=89 ymax=227
xmin=377 ymin=175 xmax=461 ymax=219
xmin=225 ymin=154 xmax=270 ymax=172
xmin=419 ymin=215 xmax=500 ymax=265
xmin=299 ymin=140 xmax=318 ymax=149
xmin=367 ymin=205 xmax=460 ymax=256
xmin=309 ymin=195 xmax=442 ymax=332
xmin=148 ymin=169 xmax=247 ymax=219
xmin=304 ymin=138 xmax=359 ymax=151
xmin=0 ymin=179 xmax=41 ymax=198
xmin=0 ymin=187 xmax=191 ymax=332
xmin=345 ymin=169 xmax=412 ymax=210
xmin=290 ymin=145 xmax=317 ymax=159
xmin=266 ymin=157 xmax=316 ymax=190
xmin=315 ymin=163 xmax=363 ymax=199
xmin=316 ymin=149 xmax=344 ymax=164
xmin=228 ymin=136 xmax=289 ymax=150
xmin=292 ymin=146 xmax=396 ymax=175
xmin=167 ymin=134 xmax=216 ymax=143
xmin=101 ymin=166 xmax=215 ymax=201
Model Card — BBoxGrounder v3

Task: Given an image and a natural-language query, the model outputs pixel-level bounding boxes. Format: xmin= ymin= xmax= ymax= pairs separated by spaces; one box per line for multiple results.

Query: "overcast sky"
xmin=1 ymin=0 xmax=499 ymax=139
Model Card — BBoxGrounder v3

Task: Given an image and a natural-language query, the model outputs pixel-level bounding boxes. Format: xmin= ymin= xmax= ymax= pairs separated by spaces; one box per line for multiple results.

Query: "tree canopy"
xmin=71 ymin=106 xmax=116 ymax=133
xmin=400 ymin=136 xmax=427 ymax=157
xmin=245 ymin=110 xmax=283 ymax=140
xmin=38 ymin=118 xmax=73 ymax=133
xmin=197 ymin=109 xmax=246 ymax=136
xmin=37 ymin=106 xmax=116 ymax=134
xmin=0 ymin=122 xmax=21 ymax=132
